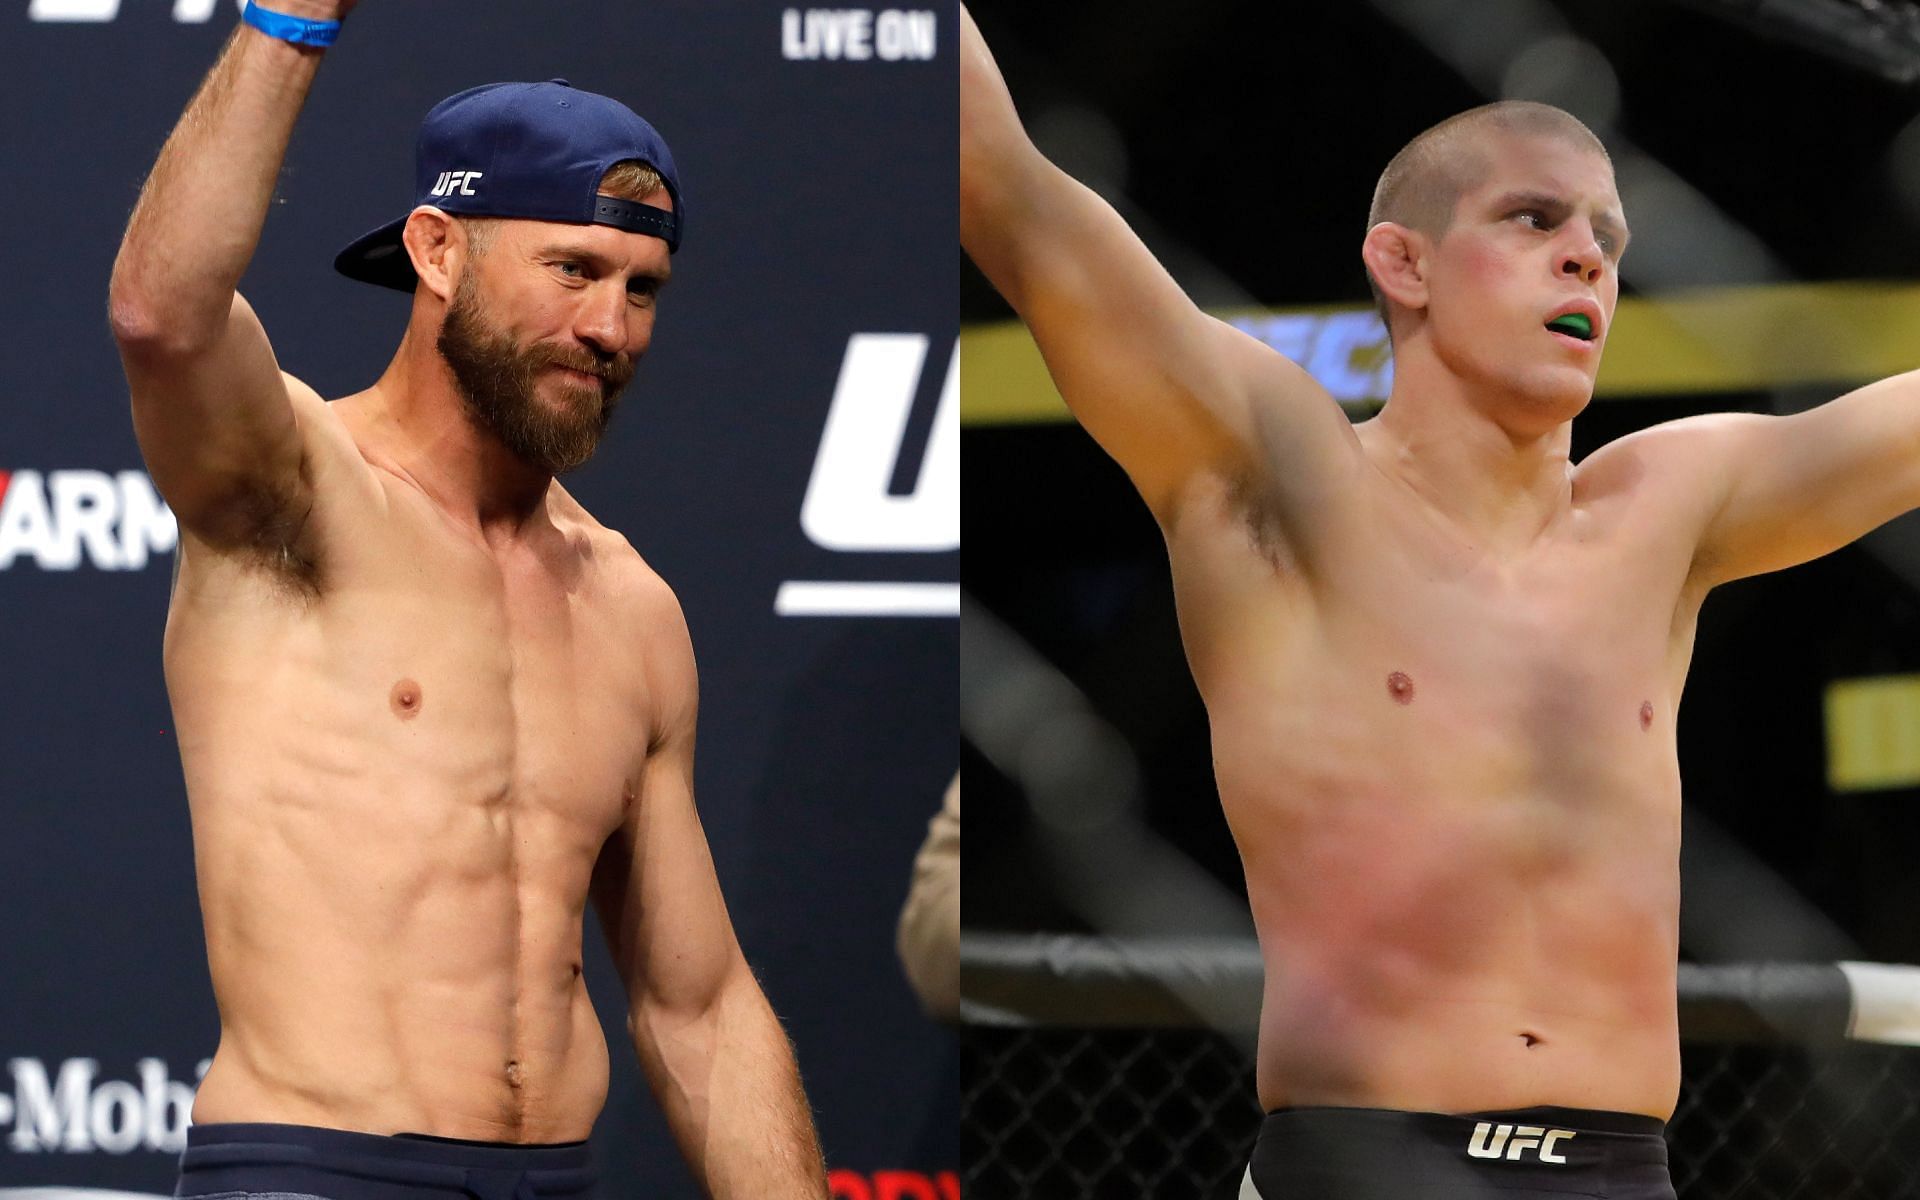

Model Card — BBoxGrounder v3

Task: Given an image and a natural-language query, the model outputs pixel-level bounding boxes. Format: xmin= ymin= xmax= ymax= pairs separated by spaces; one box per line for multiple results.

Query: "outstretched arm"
xmin=1671 ymin=370 xmax=1920 ymax=588
xmin=592 ymin=585 xmax=828 ymax=1200
xmin=109 ymin=3 xmax=355 ymax=552
xmin=960 ymin=6 xmax=1355 ymax=523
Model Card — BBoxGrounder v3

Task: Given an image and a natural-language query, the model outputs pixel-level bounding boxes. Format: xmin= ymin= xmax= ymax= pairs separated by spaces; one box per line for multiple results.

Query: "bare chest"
xmin=1175 ymin=472 xmax=1703 ymax=775
xmin=169 ymin=494 xmax=650 ymax=840
xmin=1335 ymin=542 xmax=1669 ymax=727
xmin=373 ymin=512 xmax=643 ymax=801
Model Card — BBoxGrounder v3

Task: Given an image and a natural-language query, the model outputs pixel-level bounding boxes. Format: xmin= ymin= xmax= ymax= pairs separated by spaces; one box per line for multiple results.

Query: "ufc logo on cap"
xmin=1467 ymin=1123 xmax=1575 ymax=1164
xmin=430 ymin=170 xmax=484 ymax=198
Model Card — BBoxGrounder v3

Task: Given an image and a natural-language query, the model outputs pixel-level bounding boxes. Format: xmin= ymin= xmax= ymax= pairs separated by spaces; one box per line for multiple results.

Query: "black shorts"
xmin=1243 ymin=1105 xmax=1676 ymax=1199
xmin=174 ymin=1122 xmax=598 ymax=1200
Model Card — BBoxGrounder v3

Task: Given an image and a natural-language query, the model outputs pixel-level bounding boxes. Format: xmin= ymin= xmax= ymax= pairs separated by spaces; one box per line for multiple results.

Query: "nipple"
xmin=1639 ymin=700 xmax=1654 ymax=731
xmin=1387 ymin=671 xmax=1415 ymax=705
xmin=390 ymin=679 xmax=423 ymax=720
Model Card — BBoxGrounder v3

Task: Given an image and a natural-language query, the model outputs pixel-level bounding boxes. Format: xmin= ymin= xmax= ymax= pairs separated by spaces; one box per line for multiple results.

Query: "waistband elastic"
xmin=1265 ymin=1104 xmax=1666 ymax=1143
xmin=1250 ymin=1105 xmax=1675 ymax=1200
xmin=1259 ymin=1098 xmax=1666 ymax=1159
xmin=179 ymin=1122 xmax=597 ymax=1200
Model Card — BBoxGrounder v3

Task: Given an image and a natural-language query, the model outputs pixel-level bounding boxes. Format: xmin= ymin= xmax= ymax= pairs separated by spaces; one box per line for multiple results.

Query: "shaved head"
xmin=1365 ymin=101 xmax=1611 ymax=322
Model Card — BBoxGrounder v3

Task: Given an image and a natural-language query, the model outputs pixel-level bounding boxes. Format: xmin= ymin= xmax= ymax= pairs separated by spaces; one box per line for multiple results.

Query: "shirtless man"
xmin=963 ymin=9 xmax=1920 ymax=1199
xmin=109 ymin=4 xmax=828 ymax=1197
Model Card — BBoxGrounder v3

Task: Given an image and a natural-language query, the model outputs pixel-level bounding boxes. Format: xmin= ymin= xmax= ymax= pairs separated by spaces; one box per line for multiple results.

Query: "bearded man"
xmin=108 ymin=4 xmax=829 ymax=1198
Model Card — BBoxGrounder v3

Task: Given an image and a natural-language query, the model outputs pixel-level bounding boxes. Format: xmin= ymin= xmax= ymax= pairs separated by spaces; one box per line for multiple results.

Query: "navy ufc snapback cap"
xmin=336 ymin=79 xmax=684 ymax=293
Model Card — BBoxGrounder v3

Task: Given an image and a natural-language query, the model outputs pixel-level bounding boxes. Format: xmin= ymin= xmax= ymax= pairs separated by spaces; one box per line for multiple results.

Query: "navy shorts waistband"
xmin=178 ymin=1122 xmax=598 ymax=1200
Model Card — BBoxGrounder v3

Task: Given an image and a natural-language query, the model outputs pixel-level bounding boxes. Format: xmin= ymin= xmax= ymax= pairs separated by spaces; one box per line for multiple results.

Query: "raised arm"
xmin=960 ymin=6 xmax=1353 ymax=521
xmin=591 ymin=583 xmax=827 ymax=1200
xmin=108 ymin=4 xmax=353 ymax=553
xmin=1662 ymin=370 xmax=1920 ymax=588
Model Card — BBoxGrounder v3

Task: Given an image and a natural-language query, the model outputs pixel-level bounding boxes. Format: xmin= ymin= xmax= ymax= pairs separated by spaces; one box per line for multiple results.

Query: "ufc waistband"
xmin=175 ymin=1122 xmax=598 ymax=1200
xmin=1242 ymin=1105 xmax=1675 ymax=1200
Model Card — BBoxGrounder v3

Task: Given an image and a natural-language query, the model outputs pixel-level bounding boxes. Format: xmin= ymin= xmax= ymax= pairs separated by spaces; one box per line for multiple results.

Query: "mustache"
xmin=527 ymin=344 xmax=635 ymax=390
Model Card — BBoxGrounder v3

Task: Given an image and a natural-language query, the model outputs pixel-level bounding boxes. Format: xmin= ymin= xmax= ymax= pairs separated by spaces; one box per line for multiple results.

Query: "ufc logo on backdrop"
xmin=776 ymin=333 xmax=957 ymax=617
xmin=28 ymin=0 xmax=238 ymax=20
xmin=430 ymin=170 xmax=484 ymax=198
xmin=1467 ymin=1122 xmax=1575 ymax=1164
xmin=800 ymin=333 xmax=955 ymax=553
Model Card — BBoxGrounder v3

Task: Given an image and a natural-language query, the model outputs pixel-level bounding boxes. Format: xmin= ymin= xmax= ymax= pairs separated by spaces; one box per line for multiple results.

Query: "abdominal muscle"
xmin=185 ymin=771 xmax=614 ymax=1142
xmin=167 ymin=570 xmax=624 ymax=1142
xmin=1219 ymin=708 xmax=1684 ymax=1119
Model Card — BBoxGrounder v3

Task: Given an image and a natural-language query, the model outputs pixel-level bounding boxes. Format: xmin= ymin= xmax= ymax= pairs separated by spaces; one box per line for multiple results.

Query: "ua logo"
xmin=430 ymin=170 xmax=484 ymax=198
xmin=1467 ymin=1123 xmax=1575 ymax=1164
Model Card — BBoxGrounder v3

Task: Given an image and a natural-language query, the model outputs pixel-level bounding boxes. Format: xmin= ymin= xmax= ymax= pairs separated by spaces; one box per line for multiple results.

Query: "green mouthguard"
xmin=1547 ymin=313 xmax=1593 ymax=339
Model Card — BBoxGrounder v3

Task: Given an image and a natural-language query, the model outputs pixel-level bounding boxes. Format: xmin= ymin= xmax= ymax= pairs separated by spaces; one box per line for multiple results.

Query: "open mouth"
xmin=1545 ymin=313 xmax=1596 ymax=342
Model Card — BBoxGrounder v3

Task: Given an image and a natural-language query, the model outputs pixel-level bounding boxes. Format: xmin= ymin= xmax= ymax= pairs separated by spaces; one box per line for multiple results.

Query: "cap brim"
xmin=334 ymin=216 xmax=417 ymax=292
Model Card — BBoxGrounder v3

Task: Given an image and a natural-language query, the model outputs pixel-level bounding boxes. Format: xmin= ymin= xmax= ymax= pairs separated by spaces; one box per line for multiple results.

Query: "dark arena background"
xmin=0 ymin=3 xmax=955 ymax=1199
xmin=962 ymin=1 xmax=1920 ymax=1197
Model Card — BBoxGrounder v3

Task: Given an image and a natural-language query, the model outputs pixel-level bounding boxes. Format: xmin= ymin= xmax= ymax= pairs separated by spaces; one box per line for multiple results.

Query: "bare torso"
xmin=1167 ymin=407 xmax=1705 ymax=1119
xmin=959 ymin=6 xmax=1920 ymax=1126
xmin=171 ymin=388 xmax=669 ymax=1141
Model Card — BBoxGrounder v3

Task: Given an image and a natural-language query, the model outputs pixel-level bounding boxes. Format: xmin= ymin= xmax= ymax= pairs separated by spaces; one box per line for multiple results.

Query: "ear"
xmin=401 ymin=206 xmax=462 ymax=302
xmin=1361 ymin=221 xmax=1431 ymax=316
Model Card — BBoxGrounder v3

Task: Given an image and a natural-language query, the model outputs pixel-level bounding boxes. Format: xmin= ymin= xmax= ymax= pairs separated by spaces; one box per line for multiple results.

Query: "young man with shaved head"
xmin=964 ymin=8 xmax=1920 ymax=1197
xmin=110 ymin=3 xmax=828 ymax=1197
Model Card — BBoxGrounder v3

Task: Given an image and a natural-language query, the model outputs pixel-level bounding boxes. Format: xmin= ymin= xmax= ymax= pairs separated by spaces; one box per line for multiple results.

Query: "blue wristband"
xmin=242 ymin=0 xmax=342 ymax=48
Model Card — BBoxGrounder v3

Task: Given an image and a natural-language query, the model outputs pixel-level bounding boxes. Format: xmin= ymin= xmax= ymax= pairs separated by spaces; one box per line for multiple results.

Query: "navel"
xmin=1639 ymin=700 xmax=1654 ymax=731
xmin=1387 ymin=671 xmax=1415 ymax=705
xmin=390 ymin=678 xmax=423 ymax=720
xmin=505 ymin=1059 xmax=524 ymax=1089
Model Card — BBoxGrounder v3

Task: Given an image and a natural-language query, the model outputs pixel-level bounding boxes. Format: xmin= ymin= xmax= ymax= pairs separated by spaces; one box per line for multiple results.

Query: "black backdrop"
xmin=0 ymin=3 xmax=956 ymax=1198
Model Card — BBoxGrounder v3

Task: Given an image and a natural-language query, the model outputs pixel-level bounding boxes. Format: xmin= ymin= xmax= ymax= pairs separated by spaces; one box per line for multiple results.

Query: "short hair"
xmin=1364 ymin=101 xmax=1610 ymax=329
xmin=457 ymin=159 xmax=670 ymax=255
xmin=596 ymin=159 xmax=667 ymax=204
